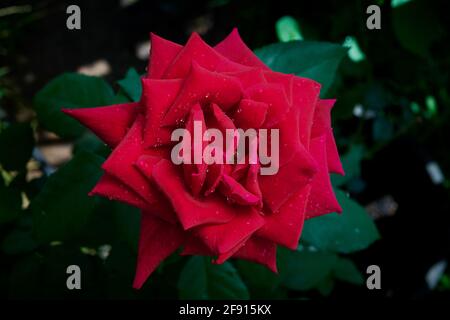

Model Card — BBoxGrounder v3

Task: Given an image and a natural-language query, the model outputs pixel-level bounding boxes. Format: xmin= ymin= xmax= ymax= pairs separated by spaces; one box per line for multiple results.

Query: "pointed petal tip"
xmin=132 ymin=277 xmax=145 ymax=290
xmin=270 ymin=263 xmax=278 ymax=274
xmin=61 ymin=107 xmax=77 ymax=117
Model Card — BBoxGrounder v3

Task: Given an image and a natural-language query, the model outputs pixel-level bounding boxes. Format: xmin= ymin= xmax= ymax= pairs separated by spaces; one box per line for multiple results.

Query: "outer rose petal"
xmin=89 ymin=173 xmax=149 ymax=210
xmin=147 ymin=33 xmax=182 ymax=79
xmin=292 ymin=77 xmax=321 ymax=149
xmin=101 ymin=116 xmax=160 ymax=203
xmin=151 ymin=159 xmax=235 ymax=229
xmin=305 ymin=135 xmax=342 ymax=219
xmin=311 ymin=99 xmax=344 ymax=175
xmin=326 ymin=129 xmax=344 ymax=175
xmin=275 ymin=100 xmax=303 ymax=166
xmin=163 ymin=32 xmax=244 ymax=79
xmin=233 ymin=236 xmax=278 ymax=272
xmin=193 ymin=207 xmax=265 ymax=255
xmin=259 ymin=147 xmax=317 ymax=212
xmin=133 ymin=213 xmax=184 ymax=289
xmin=134 ymin=155 xmax=178 ymax=224
xmin=263 ymin=71 xmax=294 ymax=104
xmin=215 ymin=28 xmax=269 ymax=70
xmin=62 ymin=102 xmax=138 ymax=147
xmin=180 ymin=236 xmax=211 ymax=256
xmin=141 ymin=78 xmax=183 ymax=147
xmin=181 ymin=235 xmax=249 ymax=265
xmin=257 ymin=185 xmax=311 ymax=249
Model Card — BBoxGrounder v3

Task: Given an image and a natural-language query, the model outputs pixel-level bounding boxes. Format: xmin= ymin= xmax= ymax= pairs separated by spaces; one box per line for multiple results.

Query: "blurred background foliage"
xmin=0 ymin=0 xmax=449 ymax=299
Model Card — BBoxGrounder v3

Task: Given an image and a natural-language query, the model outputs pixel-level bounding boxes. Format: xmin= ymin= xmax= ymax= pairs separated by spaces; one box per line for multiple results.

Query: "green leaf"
xmin=278 ymin=248 xmax=337 ymax=291
xmin=331 ymin=144 xmax=365 ymax=187
xmin=255 ymin=41 xmax=346 ymax=96
xmin=113 ymin=90 xmax=132 ymax=104
xmin=74 ymin=132 xmax=110 ymax=158
xmin=178 ymin=256 xmax=249 ymax=299
xmin=117 ymin=68 xmax=142 ymax=102
xmin=31 ymin=151 xmax=103 ymax=242
xmin=301 ymin=189 xmax=380 ymax=253
xmin=34 ymin=73 xmax=115 ymax=139
xmin=235 ymin=260 xmax=282 ymax=298
xmin=0 ymin=122 xmax=34 ymax=171
xmin=333 ymin=257 xmax=364 ymax=285
xmin=316 ymin=276 xmax=335 ymax=296
xmin=0 ymin=183 xmax=22 ymax=224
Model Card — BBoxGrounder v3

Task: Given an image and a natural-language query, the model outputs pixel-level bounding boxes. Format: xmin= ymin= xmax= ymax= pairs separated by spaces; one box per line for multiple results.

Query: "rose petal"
xmin=311 ymin=99 xmax=344 ymax=175
xmin=326 ymin=129 xmax=344 ymax=175
xmin=257 ymin=185 xmax=310 ymax=249
xmin=193 ymin=207 xmax=265 ymax=254
xmin=244 ymin=164 xmax=263 ymax=208
xmin=180 ymin=235 xmax=211 ymax=256
xmin=224 ymin=68 xmax=267 ymax=89
xmin=163 ymin=32 xmax=243 ymax=79
xmin=215 ymin=28 xmax=269 ymax=70
xmin=133 ymin=213 xmax=184 ymax=289
xmin=264 ymin=71 xmax=294 ymax=105
xmin=180 ymin=235 xmax=249 ymax=265
xmin=259 ymin=148 xmax=317 ymax=212
xmin=231 ymin=163 xmax=248 ymax=181
xmin=205 ymin=103 xmax=239 ymax=161
xmin=134 ymin=155 xmax=178 ymax=224
xmin=234 ymin=99 xmax=268 ymax=129
xmin=162 ymin=62 xmax=242 ymax=126
xmin=147 ymin=33 xmax=182 ymax=79
xmin=101 ymin=116 xmax=160 ymax=203
xmin=208 ymin=103 xmax=236 ymax=132
xmin=89 ymin=173 xmax=149 ymax=210
xmin=219 ymin=174 xmax=260 ymax=206
xmin=141 ymin=78 xmax=183 ymax=147
xmin=233 ymin=236 xmax=278 ymax=272
xmin=276 ymin=102 xmax=303 ymax=166
xmin=151 ymin=159 xmax=235 ymax=229
xmin=62 ymin=102 xmax=137 ymax=147
xmin=183 ymin=104 xmax=207 ymax=196
xmin=245 ymin=83 xmax=290 ymax=127
xmin=213 ymin=236 xmax=251 ymax=264
xmin=305 ymin=135 xmax=342 ymax=219
xmin=292 ymin=76 xmax=321 ymax=149
xmin=204 ymin=163 xmax=223 ymax=196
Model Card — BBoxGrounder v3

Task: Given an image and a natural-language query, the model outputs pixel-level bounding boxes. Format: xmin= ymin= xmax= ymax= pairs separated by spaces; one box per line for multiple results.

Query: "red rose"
xmin=63 ymin=29 xmax=344 ymax=289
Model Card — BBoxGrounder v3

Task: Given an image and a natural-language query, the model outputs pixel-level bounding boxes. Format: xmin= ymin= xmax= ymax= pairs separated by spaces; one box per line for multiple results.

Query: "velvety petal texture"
xmin=63 ymin=29 xmax=344 ymax=289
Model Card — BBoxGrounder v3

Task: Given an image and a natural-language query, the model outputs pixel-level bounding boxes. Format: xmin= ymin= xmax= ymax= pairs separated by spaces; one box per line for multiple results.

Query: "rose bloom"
xmin=63 ymin=29 xmax=344 ymax=289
